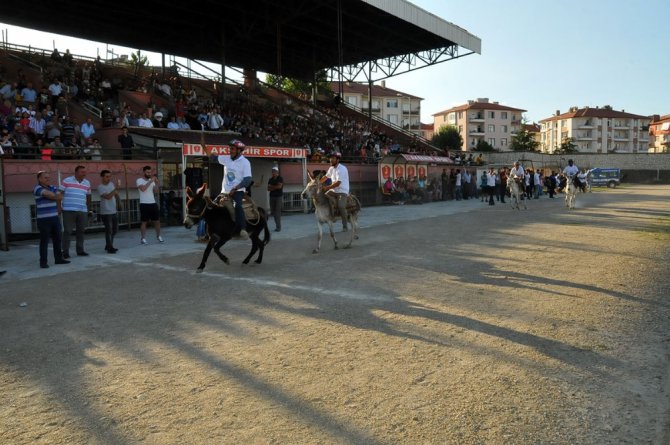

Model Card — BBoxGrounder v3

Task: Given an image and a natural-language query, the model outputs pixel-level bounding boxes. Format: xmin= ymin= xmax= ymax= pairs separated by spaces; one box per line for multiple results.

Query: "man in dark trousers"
xmin=118 ymin=126 xmax=135 ymax=160
xmin=267 ymin=166 xmax=284 ymax=232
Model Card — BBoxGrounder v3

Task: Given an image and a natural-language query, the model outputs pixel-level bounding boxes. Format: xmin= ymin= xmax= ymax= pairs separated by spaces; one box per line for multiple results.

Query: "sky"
xmin=2 ymin=0 xmax=669 ymax=124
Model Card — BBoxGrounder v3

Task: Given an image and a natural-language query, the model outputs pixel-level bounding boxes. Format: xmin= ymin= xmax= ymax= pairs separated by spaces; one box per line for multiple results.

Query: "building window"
xmin=501 ymin=112 xmax=508 ymax=119
xmin=501 ymin=138 xmax=507 ymax=147
xmin=386 ymin=99 xmax=398 ymax=108
xmin=458 ymin=125 xmax=463 ymax=133
xmin=502 ymin=125 xmax=508 ymax=133
xmin=488 ymin=138 xmax=495 ymax=146
xmin=488 ymin=111 xmax=495 ymax=119
xmin=448 ymin=112 xmax=455 ymax=122
xmin=458 ymin=111 xmax=463 ymax=119
xmin=388 ymin=114 xmax=398 ymax=124
xmin=487 ymin=124 xmax=495 ymax=132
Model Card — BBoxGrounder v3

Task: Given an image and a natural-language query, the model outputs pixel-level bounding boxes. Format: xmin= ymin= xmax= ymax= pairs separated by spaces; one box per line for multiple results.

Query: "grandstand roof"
xmin=2 ymin=0 xmax=480 ymax=80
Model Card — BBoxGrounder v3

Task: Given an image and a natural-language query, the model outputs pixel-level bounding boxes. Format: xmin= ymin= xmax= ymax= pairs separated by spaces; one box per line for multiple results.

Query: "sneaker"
xmin=157 ymin=236 xmax=164 ymax=243
xmin=40 ymin=263 xmax=49 ymax=269
xmin=55 ymin=259 xmax=71 ymax=264
xmin=274 ymin=228 xmax=281 ymax=232
xmin=77 ymin=251 xmax=89 ymax=256
xmin=140 ymin=238 xmax=148 ymax=245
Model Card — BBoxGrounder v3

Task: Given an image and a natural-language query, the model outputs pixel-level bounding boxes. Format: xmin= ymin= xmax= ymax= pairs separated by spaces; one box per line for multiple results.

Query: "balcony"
xmin=613 ymin=135 xmax=630 ymax=141
xmin=402 ymin=109 xmax=420 ymax=115
xmin=469 ymin=114 xmax=485 ymax=122
xmin=577 ymin=134 xmax=593 ymax=141
xmin=361 ymin=106 xmax=381 ymax=113
xmin=511 ymin=119 xmax=522 ymax=125
xmin=578 ymin=121 xmax=595 ymax=129
xmin=613 ymin=123 xmax=630 ymax=130
xmin=469 ymin=129 xmax=485 ymax=136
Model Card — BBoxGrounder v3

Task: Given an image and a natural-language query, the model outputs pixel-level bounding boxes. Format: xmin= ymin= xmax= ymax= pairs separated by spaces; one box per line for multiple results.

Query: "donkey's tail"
xmin=258 ymin=208 xmax=271 ymax=246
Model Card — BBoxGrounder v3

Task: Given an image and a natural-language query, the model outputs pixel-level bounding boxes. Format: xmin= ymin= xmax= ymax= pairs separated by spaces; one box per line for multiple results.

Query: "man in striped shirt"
xmin=60 ymin=165 xmax=92 ymax=258
xmin=34 ymin=171 xmax=70 ymax=268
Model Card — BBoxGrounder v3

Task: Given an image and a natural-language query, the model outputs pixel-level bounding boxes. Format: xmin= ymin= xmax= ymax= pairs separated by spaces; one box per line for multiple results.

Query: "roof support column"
xmin=220 ymin=28 xmax=226 ymax=103
xmin=367 ymin=63 xmax=373 ymax=129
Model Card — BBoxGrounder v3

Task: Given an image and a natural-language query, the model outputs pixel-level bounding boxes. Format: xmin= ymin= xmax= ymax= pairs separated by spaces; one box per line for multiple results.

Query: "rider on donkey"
xmin=563 ymin=159 xmax=581 ymax=189
xmin=322 ymin=152 xmax=350 ymax=232
xmin=213 ymin=139 xmax=252 ymax=240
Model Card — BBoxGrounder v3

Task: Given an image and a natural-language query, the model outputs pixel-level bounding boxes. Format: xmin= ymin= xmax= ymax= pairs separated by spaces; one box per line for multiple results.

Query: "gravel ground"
xmin=1 ymin=185 xmax=669 ymax=444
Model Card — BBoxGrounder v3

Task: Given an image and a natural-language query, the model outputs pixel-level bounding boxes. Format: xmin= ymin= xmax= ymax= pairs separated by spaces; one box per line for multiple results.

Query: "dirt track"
xmin=1 ymin=186 xmax=669 ymax=444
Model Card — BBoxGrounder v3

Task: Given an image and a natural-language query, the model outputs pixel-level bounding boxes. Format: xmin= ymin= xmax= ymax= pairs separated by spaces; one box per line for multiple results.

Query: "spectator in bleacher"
xmin=48 ymin=79 xmax=63 ymax=109
xmin=138 ymin=113 xmax=153 ymax=128
xmin=0 ymin=81 xmax=17 ymax=102
xmin=20 ymin=82 xmax=37 ymax=105
xmin=166 ymin=115 xmax=179 ymax=130
xmin=159 ymin=82 xmax=171 ymax=97
xmin=37 ymin=87 xmax=51 ymax=111
xmin=1 ymin=128 xmax=16 ymax=156
xmin=29 ymin=112 xmax=46 ymax=140
xmin=55 ymin=95 xmax=68 ymax=117
xmin=207 ymin=107 xmax=223 ymax=131
xmin=81 ymin=117 xmax=95 ymax=141
xmin=177 ymin=116 xmax=190 ymax=130
xmin=152 ymin=111 xmax=166 ymax=128
xmin=61 ymin=116 xmax=76 ymax=141
xmin=51 ymin=48 xmax=62 ymax=63
xmin=63 ymin=49 xmax=73 ymax=66
xmin=50 ymin=135 xmax=64 ymax=150
xmin=90 ymin=138 xmax=102 ymax=160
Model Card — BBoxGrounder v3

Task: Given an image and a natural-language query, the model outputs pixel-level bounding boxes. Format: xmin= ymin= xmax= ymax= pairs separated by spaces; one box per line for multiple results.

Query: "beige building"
xmin=648 ymin=114 xmax=670 ymax=153
xmin=539 ymin=106 xmax=651 ymax=153
xmin=432 ymin=98 xmax=525 ymax=151
xmin=332 ymin=81 xmax=422 ymax=136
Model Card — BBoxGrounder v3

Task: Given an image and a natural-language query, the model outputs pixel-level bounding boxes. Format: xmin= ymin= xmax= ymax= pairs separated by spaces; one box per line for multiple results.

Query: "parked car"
xmin=589 ymin=168 xmax=621 ymax=188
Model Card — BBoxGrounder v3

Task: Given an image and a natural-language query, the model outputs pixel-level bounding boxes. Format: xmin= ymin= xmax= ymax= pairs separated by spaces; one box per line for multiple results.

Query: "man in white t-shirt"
xmin=98 ymin=169 xmax=120 ymax=253
xmin=136 ymin=165 xmax=163 ymax=245
xmin=213 ymin=139 xmax=252 ymax=239
xmin=563 ymin=159 xmax=581 ymax=188
xmin=322 ymin=152 xmax=350 ymax=231
xmin=510 ymin=161 xmax=525 ymax=181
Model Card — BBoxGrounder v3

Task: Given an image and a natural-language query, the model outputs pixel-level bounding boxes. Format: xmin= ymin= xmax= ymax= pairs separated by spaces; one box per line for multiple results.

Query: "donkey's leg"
xmin=313 ymin=221 xmax=324 ymax=254
xmin=243 ymin=232 xmax=260 ymax=265
xmin=328 ymin=220 xmax=338 ymax=250
xmin=197 ymin=240 xmax=216 ymax=273
xmin=211 ymin=235 xmax=230 ymax=266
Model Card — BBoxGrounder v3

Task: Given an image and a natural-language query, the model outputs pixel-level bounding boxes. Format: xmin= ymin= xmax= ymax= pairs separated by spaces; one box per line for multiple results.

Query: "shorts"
xmin=139 ymin=203 xmax=159 ymax=222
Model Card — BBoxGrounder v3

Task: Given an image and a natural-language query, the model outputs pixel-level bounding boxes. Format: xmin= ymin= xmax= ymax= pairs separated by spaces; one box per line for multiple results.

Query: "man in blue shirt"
xmin=60 ymin=165 xmax=92 ymax=258
xmin=34 ymin=171 xmax=70 ymax=268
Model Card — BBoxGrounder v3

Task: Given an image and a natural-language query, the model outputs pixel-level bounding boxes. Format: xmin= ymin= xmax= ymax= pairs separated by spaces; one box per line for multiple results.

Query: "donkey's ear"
xmin=186 ymin=186 xmax=194 ymax=198
xmin=307 ymin=171 xmax=313 ymax=181
xmin=197 ymin=183 xmax=208 ymax=196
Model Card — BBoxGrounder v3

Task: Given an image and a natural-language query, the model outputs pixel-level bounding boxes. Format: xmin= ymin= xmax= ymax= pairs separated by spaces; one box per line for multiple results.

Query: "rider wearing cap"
xmin=213 ymin=139 xmax=252 ymax=239
xmin=322 ymin=152 xmax=350 ymax=231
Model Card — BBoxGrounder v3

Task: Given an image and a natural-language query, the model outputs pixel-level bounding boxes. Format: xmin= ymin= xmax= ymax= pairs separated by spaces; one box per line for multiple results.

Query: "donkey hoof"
xmin=196 ymin=268 xmax=204 ymax=274
xmin=334 ymin=245 xmax=339 ymax=250
xmin=312 ymin=249 xmax=319 ymax=254
xmin=344 ymin=244 xmax=352 ymax=249
xmin=354 ymin=235 xmax=359 ymax=240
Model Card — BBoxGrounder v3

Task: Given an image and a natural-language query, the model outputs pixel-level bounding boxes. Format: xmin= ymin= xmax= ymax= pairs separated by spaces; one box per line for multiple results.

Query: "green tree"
xmin=555 ymin=137 xmax=578 ymax=154
xmin=265 ymin=70 xmax=329 ymax=97
xmin=129 ymin=50 xmax=148 ymax=68
xmin=475 ymin=139 xmax=495 ymax=152
xmin=431 ymin=125 xmax=463 ymax=151
xmin=510 ymin=128 xmax=539 ymax=152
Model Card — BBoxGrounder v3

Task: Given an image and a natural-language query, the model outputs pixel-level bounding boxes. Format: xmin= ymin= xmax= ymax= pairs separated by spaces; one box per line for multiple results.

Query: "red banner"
xmin=183 ymin=144 xmax=307 ymax=158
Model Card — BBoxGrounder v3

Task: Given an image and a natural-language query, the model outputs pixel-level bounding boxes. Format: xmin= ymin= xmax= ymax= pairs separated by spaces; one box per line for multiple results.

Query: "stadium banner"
xmin=401 ymin=154 xmax=454 ymax=164
xmin=406 ymin=164 xmax=417 ymax=179
xmin=380 ymin=163 xmax=393 ymax=183
xmin=183 ymin=144 xmax=307 ymax=158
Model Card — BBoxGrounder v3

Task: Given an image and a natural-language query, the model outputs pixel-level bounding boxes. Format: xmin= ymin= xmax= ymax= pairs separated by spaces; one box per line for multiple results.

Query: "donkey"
xmin=507 ymin=176 xmax=527 ymax=210
xmin=565 ymin=174 xmax=577 ymax=210
xmin=301 ymin=172 xmax=361 ymax=253
xmin=183 ymin=183 xmax=270 ymax=272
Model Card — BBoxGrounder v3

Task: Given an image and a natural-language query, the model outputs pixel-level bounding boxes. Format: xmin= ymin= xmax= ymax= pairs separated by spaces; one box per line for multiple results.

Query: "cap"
xmin=229 ymin=139 xmax=246 ymax=150
xmin=271 ymin=167 xmax=279 ymax=171
xmin=154 ymin=112 xmax=163 ymax=119
xmin=331 ymin=152 xmax=342 ymax=158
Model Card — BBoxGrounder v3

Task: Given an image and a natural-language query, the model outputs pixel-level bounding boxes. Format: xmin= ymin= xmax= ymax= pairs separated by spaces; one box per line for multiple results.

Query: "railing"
xmin=1 ymin=145 xmax=159 ymax=161
xmin=82 ymin=101 xmax=103 ymax=118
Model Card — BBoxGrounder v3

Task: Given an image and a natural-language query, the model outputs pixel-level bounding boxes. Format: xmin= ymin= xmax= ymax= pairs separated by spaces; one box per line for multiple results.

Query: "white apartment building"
xmin=332 ymin=81 xmax=422 ymax=136
xmin=648 ymin=114 xmax=670 ymax=153
xmin=432 ymin=98 xmax=525 ymax=151
xmin=539 ymin=106 xmax=651 ymax=153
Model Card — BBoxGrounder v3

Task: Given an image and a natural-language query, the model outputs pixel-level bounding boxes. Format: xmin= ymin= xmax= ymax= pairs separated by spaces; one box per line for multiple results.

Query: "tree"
xmin=475 ymin=139 xmax=495 ymax=152
xmin=128 ymin=50 xmax=148 ymax=68
xmin=510 ymin=128 xmax=539 ymax=152
xmin=431 ymin=125 xmax=463 ymax=151
xmin=265 ymin=70 xmax=329 ymax=98
xmin=555 ymin=137 xmax=578 ymax=154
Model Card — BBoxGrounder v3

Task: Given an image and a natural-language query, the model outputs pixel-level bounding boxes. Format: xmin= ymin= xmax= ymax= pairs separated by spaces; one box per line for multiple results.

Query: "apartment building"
xmin=432 ymin=98 xmax=525 ymax=151
xmin=332 ymin=81 xmax=422 ymax=136
xmin=648 ymin=114 xmax=670 ymax=153
xmin=539 ymin=106 xmax=651 ymax=153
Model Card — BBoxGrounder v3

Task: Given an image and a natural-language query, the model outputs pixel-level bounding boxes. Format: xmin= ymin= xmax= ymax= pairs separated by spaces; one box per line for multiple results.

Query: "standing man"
xmin=136 ymin=166 xmax=163 ymax=244
xmin=440 ymin=168 xmax=449 ymax=201
xmin=98 ymin=170 xmax=120 ymax=253
xmin=61 ymin=165 xmax=92 ymax=258
xmin=34 ymin=171 xmax=70 ymax=268
xmin=454 ymin=169 xmax=462 ymax=201
xmin=322 ymin=152 xmax=350 ymax=231
xmin=118 ymin=126 xmax=135 ymax=160
xmin=213 ymin=139 xmax=252 ymax=240
xmin=267 ymin=166 xmax=283 ymax=232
